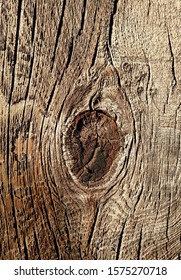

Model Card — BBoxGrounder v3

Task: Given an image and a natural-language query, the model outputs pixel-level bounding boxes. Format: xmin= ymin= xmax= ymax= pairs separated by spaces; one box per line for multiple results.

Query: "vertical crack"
xmin=134 ymin=185 xmax=143 ymax=210
xmin=116 ymin=221 xmax=126 ymax=259
xmin=46 ymin=80 xmax=58 ymax=112
xmin=87 ymin=204 xmax=99 ymax=246
xmin=89 ymin=34 xmax=100 ymax=69
xmin=109 ymin=0 xmax=119 ymax=46
xmin=51 ymin=0 xmax=67 ymax=70
xmin=167 ymin=29 xmax=177 ymax=92
xmin=147 ymin=0 xmax=151 ymax=17
xmin=65 ymin=36 xmax=74 ymax=69
xmin=33 ymin=229 xmax=41 ymax=259
xmin=8 ymin=0 xmax=22 ymax=104
xmin=0 ymin=193 xmax=11 ymax=255
xmin=23 ymin=237 xmax=29 ymax=259
xmin=166 ymin=203 xmax=170 ymax=253
xmin=137 ymin=226 xmax=143 ymax=260
xmin=40 ymin=197 xmax=60 ymax=259
xmin=7 ymin=0 xmax=22 ymax=174
xmin=9 ymin=183 xmax=22 ymax=257
xmin=21 ymin=45 xmax=35 ymax=134
xmin=5 ymin=1 xmax=23 ymax=259
xmin=78 ymin=0 xmax=87 ymax=35
xmin=24 ymin=47 xmax=35 ymax=102
xmin=143 ymin=50 xmax=151 ymax=104
xmin=31 ymin=2 xmax=37 ymax=43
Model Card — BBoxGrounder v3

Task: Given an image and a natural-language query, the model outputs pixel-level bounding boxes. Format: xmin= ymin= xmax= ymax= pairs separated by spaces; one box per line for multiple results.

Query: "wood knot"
xmin=66 ymin=110 xmax=120 ymax=184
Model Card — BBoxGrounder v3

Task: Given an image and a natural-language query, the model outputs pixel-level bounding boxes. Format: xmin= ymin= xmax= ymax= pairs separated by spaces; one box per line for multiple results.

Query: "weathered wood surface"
xmin=0 ymin=0 xmax=181 ymax=259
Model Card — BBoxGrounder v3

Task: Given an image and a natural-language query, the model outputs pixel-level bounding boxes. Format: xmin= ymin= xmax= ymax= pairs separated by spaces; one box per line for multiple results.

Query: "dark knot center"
xmin=66 ymin=110 xmax=120 ymax=184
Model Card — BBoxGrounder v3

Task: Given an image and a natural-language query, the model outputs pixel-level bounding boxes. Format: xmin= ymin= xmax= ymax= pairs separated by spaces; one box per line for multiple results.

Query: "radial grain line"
xmin=51 ymin=0 xmax=67 ymax=70
xmin=116 ymin=221 xmax=126 ymax=260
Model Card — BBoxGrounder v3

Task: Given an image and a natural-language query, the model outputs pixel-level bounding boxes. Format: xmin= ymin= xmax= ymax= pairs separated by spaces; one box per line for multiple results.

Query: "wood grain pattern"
xmin=0 ymin=0 xmax=181 ymax=259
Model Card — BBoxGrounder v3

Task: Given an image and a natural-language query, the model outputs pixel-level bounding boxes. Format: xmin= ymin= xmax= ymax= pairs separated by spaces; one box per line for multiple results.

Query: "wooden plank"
xmin=0 ymin=0 xmax=180 ymax=259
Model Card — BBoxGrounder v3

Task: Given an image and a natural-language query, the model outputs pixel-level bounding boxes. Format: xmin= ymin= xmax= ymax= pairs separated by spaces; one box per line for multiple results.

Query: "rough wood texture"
xmin=65 ymin=110 xmax=121 ymax=184
xmin=0 ymin=0 xmax=181 ymax=260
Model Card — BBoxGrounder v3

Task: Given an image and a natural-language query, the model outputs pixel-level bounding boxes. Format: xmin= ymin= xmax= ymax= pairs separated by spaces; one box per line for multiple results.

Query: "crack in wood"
xmin=109 ymin=0 xmax=119 ymax=46
xmin=51 ymin=0 xmax=67 ymax=70
xmin=78 ymin=0 xmax=87 ymax=36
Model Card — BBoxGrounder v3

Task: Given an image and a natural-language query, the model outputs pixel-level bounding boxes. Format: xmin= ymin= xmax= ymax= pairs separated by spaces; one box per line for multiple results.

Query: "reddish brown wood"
xmin=66 ymin=110 xmax=120 ymax=184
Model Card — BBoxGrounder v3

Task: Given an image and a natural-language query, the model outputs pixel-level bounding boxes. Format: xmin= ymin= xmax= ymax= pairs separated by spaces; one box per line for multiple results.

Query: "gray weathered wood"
xmin=0 ymin=0 xmax=181 ymax=259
